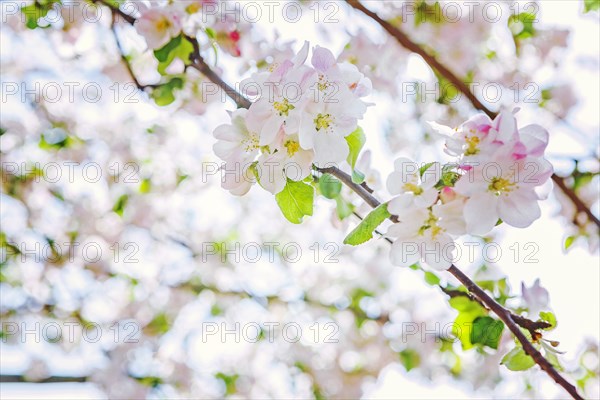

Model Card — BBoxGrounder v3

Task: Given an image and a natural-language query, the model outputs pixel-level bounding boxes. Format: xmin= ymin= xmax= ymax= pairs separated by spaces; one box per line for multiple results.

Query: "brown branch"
xmin=448 ymin=265 xmax=581 ymax=399
xmin=346 ymin=0 xmax=495 ymax=119
xmin=552 ymin=174 xmax=600 ymax=227
xmin=109 ymin=13 xmax=152 ymax=91
xmin=346 ymin=0 xmax=600 ymax=231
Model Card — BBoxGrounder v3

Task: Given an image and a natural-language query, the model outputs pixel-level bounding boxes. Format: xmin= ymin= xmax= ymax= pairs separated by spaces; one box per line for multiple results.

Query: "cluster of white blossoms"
xmin=386 ymin=111 xmax=553 ymax=270
xmin=213 ymin=42 xmax=372 ymax=195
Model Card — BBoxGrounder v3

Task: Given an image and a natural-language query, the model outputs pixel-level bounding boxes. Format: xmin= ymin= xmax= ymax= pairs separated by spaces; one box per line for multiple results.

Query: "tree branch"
xmin=346 ymin=0 xmax=600 ymax=230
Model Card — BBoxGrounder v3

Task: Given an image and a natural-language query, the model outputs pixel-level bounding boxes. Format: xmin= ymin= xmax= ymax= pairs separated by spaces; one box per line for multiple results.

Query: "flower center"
xmin=465 ymin=136 xmax=480 ymax=155
xmin=317 ymin=74 xmax=331 ymax=91
xmin=418 ymin=212 xmax=443 ymax=239
xmin=242 ymin=133 xmax=260 ymax=152
xmin=273 ymin=98 xmax=294 ymax=116
xmin=314 ymin=113 xmax=333 ymax=131
xmin=488 ymin=177 xmax=516 ymax=195
xmin=402 ymin=182 xmax=423 ymax=195
xmin=155 ymin=17 xmax=172 ymax=33
xmin=284 ymin=140 xmax=300 ymax=157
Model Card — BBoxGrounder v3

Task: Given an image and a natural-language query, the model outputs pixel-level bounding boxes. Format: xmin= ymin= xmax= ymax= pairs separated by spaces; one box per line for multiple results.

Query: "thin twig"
xmin=109 ymin=14 xmax=151 ymax=91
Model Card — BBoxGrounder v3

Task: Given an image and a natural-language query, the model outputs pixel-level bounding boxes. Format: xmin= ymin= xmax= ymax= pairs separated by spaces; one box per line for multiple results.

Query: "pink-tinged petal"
xmin=512 ymin=141 xmax=527 ymax=160
xmin=292 ymin=41 xmax=310 ymax=67
xmin=463 ymin=113 xmax=493 ymax=132
xmin=311 ymin=46 xmax=336 ymax=72
xmin=494 ymin=111 xmax=517 ymax=143
xmin=498 ymin=190 xmax=541 ymax=228
xmin=390 ymin=240 xmax=421 ymax=268
xmin=464 ymin=193 xmax=499 ymax=235
xmin=519 ymin=125 xmax=549 ymax=157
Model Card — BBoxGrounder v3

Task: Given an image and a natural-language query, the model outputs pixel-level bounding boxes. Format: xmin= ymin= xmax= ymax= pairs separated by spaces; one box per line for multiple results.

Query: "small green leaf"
xmin=275 ymin=179 xmax=314 ymax=224
xmin=345 ymin=126 xmax=365 ymax=170
xmin=470 ymin=316 xmax=504 ymax=349
xmin=113 ymin=194 xmax=129 ymax=217
xmin=205 ymin=27 xmax=217 ymax=39
xmin=351 ymin=169 xmax=366 ymax=184
xmin=151 ymin=77 xmax=184 ymax=106
xmin=564 ymin=236 xmax=576 ymax=250
xmin=539 ymin=311 xmax=557 ymax=330
xmin=335 ymin=196 xmax=354 ymax=220
xmin=419 ymin=162 xmax=435 ymax=177
xmin=319 ymin=174 xmax=342 ymax=199
xmin=343 ymin=203 xmax=390 ymax=246
xmin=584 ymin=0 xmax=600 ymax=13
xmin=399 ymin=349 xmax=421 ymax=372
xmin=154 ymin=35 xmax=194 ymax=74
xmin=501 ymin=346 xmax=535 ymax=371
xmin=424 ymin=271 xmax=441 ymax=286
xmin=139 ymin=178 xmax=151 ymax=194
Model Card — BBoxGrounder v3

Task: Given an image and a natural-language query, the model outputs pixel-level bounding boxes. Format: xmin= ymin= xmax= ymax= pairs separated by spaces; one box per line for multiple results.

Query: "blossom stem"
xmin=346 ymin=0 xmax=600 ymax=230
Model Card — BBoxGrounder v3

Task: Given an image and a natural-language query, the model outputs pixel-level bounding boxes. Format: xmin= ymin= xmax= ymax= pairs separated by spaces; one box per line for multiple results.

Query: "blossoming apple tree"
xmin=1 ymin=0 xmax=599 ymax=398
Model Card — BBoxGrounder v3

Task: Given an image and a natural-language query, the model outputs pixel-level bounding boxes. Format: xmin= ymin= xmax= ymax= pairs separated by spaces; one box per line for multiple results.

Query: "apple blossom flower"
xmin=454 ymin=149 xmax=553 ymax=235
xmin=135 ymin=7 xmax=183 ymax=49
xmin=255 ymin=131 xmax=314 ymax=195
xmin=387 ymin=158 xmax=441 ymax=212
xmin=213 ymin=109 xmax=260 ymax=196
xmin=387 ymin=207 xmax=455 ymax=271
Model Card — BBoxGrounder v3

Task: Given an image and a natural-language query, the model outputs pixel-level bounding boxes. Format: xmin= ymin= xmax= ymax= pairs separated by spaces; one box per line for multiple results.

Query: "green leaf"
xmin=399 ymin=349 xmax=421 ymax=372
xmin=113 ymin=194 xmax=129 ymax=217
xmin=424 ymin=271 xmax=441 ymax=286
xmin=151 ymin=77 xmax=184 ymax=106
xmin=343 ymin=203 xmax=390 ymax=246
xmin=564 ymin=236 xmax=576 ymax=251
xmin=508 ymin=13 xmax=537 ymax=41
xmin=470 ymin=316 xmax=504 ymax=349
xmin=139 ymin=178 xmax=151 ymax=194
xmin=419 ymin=162 xmax=436 ymax=177
xmin=345 ymin=127 xmax=366 ymax=180
xmin=449 ymin=296 xmax=487 ymax=350
xmin=584 ymin=0 xmax=600 ymax=12
xmin=351 ymin=169 xmax=366 ymax=184
xmin=205 ymin=27 xmax=217 ymax=39
xmin=153 ymin=35 xmax=194 ymax=75
xmin=319 ymin=174 xmax=342 ymax=199
xmin=501 ymin=346 xmax=535 ymax=371
xmin=275 ymin=179 xmax=314 ymax=224
xmin=539 ymin=311 xmax=557 ymax=330
xmin=335 ymin=196 xmax=354 ymax=220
